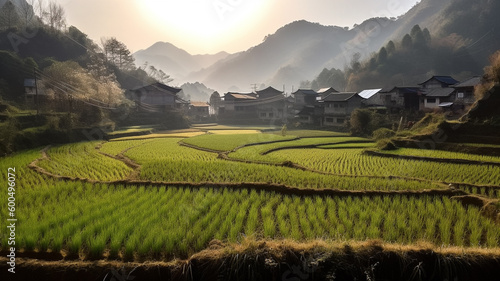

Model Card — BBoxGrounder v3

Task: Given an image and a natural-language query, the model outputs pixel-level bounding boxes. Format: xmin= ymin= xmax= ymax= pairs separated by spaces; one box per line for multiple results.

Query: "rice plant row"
xmin=228 ymin=137 xmax=370 ymax=163
xmin=99 ymin=139 xmax=157 ymax=156
xmin=182 ymin=133 xmax=297 ymax=152
xmin=126 ymin=138 xmax=442 ymax=191
xmin=266 ymin=148 xmax=500 ymax=186
xmin=37 ymin=141 xmax=133 ymax=181
xmin=378 ymin=148 xmax=500 ymax=164
xmin=2 ymin=184 xmax=498 ymax=259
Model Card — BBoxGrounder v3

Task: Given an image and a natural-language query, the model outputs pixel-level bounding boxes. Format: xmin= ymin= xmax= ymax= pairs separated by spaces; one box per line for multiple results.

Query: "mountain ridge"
xmin=134 ymin=0 xmax=500 ymax=93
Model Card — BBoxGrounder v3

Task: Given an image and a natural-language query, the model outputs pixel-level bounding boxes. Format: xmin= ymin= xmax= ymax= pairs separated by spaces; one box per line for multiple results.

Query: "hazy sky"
xmin=55 ymin=0 xmax=420 ymax=54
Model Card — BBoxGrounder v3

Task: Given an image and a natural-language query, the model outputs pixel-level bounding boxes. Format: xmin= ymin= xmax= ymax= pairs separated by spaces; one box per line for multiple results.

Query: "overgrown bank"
xmin=1 ymin=240 xmax=499 ymax=281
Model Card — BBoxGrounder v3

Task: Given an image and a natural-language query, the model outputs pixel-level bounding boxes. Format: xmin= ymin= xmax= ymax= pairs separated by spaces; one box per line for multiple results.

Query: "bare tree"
xmin=35 ymin=0 xmax=47 ymax=23
xmin=46 ymin=1 xmax=65 ymax=30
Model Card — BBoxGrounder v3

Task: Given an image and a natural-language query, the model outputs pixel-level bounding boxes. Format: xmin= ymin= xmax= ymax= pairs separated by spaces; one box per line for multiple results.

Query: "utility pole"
xmin=34 ymin=68 xmax=39 ymax=116
xmin=251 ymin=84 xmax=258 ymax=92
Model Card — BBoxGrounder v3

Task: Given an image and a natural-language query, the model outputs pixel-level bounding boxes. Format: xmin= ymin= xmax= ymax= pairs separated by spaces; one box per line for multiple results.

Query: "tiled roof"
xmin=423 ymin=87 xmax=456 ymax=97
xmin=453 ymin=76 xmax=481 ymax=88
xmin=132 ymin=83 xmax=182 ymax=94
xmin=419 ymin=76 xmax=459 ymax=86
xmin=317 ymin=87 xmax=338 ymax=94
xmin=293 ymin=89 xmax=318 ymax=95
xmin=323 ymin=92 xmax=358 ymax=102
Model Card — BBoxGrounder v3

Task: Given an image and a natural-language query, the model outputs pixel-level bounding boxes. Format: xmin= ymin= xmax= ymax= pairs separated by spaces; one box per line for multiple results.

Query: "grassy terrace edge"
xmin=1 ymin=240 xmax=500 ymax=281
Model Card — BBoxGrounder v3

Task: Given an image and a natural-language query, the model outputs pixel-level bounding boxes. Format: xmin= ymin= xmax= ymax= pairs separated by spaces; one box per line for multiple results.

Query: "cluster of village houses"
xmin=24 ymin=75 xmax=481 ymax=126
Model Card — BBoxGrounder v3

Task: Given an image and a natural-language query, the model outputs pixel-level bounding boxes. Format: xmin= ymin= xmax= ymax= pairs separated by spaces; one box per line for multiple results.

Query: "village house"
xmin=219 ymin=92 xmax=257 ymax=114
xmin=255 ymin=87 xmax=288 ymax=122
xmin=24 ymin=78 xmax=49 ymax=109
xmin=129 ymin=82 xmax=188 ymax=112
xmin=418 ymin=76 xmax=459 ymax=110
xmin=379 ymin=86 xmax=420 ymax=112
xmin=217 ymin=87 xmax=289 ymax=123
xmin=358 ymin=89 xmax=384 ymax=107
xmin=453 ymin=76 xmax=481 ymax=106
xmin=292 ymin=89 xmax=318 ymax=107
xmin=189 ymin=101 xmax=210 ymax=121
xmin=317 ymin=87 xmax=338 ymax=99
xmin=321 ymin=92 xmax=363 ymax=127
xmin=292 ymin=89 xmax=319 ymax=124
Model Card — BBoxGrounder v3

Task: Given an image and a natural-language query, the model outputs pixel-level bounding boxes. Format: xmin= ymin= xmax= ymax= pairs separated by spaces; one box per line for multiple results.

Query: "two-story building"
xmin=255 ymin=87 xmax=288 ymax=122
xmin=218 ymin=87 xmax=289 ymax=123
xmin=130 ymin=82 xmax=187 ymax=112
xmin=453 ymin=76 xmax=481 ymax=107
xmin=358 ymin=89 xmax=384 ymax=107
xmin=292 ymin=89 xmax=318 ymax=107
xmin=321 ymin=92 xmax=363 ymax=127
xmin=189 ymin=101 xmax=210 ymax=120
xmin=292 ymin=89 xmax=319 ymax=124
xmin=379 ymin=86 xmax=420 ymax=112
xmin=419 ymin=76 xmax=459 ymax=110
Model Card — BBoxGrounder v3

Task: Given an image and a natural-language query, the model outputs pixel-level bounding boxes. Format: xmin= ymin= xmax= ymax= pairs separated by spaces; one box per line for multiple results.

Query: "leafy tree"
xmin=377 ymin=47 xmax=388 ymax=64
xmin=19 ymin=0 xmax=37 ymax=28
xmin=350 ymin=109 xmax=372 ymax=136
xmin=0 ymin=1 xmax=20 ymax=29
xmin=401 ymin=34 xmax=413 ymax=49
xmin=410 ymin=25 xmax=422 ymax=38
xmin=386 ymin=40 xmax=396 ymax=54
xmin=101 ymin=37 xmax=136 ymax=71
xmin=350 ymin=108 xmax=389 ymax=136
xmin=349 ymin=52 xmax=362 ymax=72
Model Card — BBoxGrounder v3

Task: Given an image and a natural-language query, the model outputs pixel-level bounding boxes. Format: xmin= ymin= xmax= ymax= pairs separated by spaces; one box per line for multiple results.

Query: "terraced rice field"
xmin=0 ymin=129 xmax=499 ymax=264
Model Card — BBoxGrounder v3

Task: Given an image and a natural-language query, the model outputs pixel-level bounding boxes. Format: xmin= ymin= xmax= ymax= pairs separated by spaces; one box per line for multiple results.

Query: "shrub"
xmin=350 ymin=109 xmax=390 ymax=137
xmin=372 ymin=128 xmax=396 ymax=141
xmin=376 ymin=139 xmax=397 ymax=150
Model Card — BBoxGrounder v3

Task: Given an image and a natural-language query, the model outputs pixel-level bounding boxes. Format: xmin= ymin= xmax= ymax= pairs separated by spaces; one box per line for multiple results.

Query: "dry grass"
xmin=5 ymin=238 xmax=499 ymax=268
xmin=191 ymin=238 xmax=500 ymax=261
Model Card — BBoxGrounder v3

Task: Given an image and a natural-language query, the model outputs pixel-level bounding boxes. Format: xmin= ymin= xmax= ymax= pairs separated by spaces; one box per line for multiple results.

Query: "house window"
xmin=427 ymin=98 xmax=436 ymax=103
xmin=269 ymin=113 xmax=274 ymax=118
xmin=325 ymin=117 xmax=334 ymax=123
xmin=336 ymin=118 xmax=345 ymax=124
xmin=457 ymin=92 xmax=464 ymax=99
xmin=339 ymin=103 xmax=346 ymax=108
xmin=260 ymin=112 xmax=267 ymax=118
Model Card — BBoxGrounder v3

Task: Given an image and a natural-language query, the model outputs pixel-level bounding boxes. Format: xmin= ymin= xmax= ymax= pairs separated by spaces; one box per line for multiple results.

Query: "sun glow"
xmin=138 ymin=0 xmax=269 ymax=51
